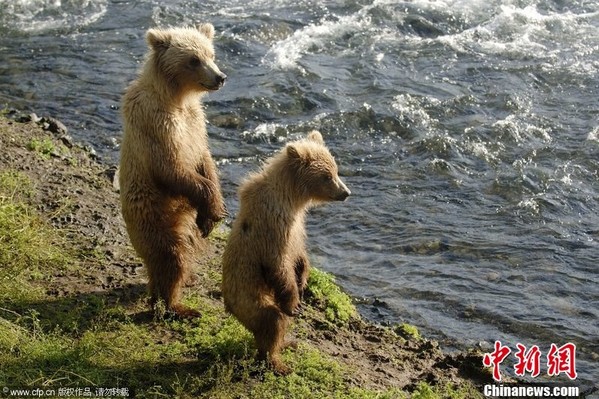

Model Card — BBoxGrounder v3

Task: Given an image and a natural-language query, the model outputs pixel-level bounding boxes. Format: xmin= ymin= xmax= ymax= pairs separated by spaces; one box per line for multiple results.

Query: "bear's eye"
xmin=321 ymin=174 xmax=333 ymax=182
xmin=189 ymin=57 xmax=202 ymax=68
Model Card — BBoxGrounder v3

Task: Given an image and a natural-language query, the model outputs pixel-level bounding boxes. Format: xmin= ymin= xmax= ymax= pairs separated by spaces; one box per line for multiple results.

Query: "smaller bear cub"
xmin=222 ymin=131 xmax=350 ymax=375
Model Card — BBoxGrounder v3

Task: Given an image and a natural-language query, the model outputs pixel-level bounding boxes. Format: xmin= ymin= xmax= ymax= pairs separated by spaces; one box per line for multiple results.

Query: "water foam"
xmin=465 ymin=141 xmax=501 ymax=164
xmin=262 ymin=0 xmax=378 ymax=72
xmin=391 ymin=93 xmax=439 ymax=129
xmin=517 ymin=197 xmax=540 ymax=215
xmin=436 ymin=3 xmax=599 ymax=76
xmin=241 ymin=123 xmax=287 ymax=142
xmin=492 ymin=114 xmax=552 ymax=144
xmin=0 ymin=0 xmax=107 ymax=33
xmin=587 ymin=127 xmax=599 ymax=142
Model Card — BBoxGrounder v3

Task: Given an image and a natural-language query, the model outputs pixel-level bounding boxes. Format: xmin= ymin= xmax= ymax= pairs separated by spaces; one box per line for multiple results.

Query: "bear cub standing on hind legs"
xmin=222 ymin=131 xmax=351 ymax=375
xmin=119 ymin=24 xmax=227 ymax=318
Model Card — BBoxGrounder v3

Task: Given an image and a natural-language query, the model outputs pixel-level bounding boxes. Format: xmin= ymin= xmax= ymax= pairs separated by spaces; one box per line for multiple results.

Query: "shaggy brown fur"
xmin=222 ymin=131 xmax=351 ymax=374
xmin=120 ymin=24 xmax=227 ymax=318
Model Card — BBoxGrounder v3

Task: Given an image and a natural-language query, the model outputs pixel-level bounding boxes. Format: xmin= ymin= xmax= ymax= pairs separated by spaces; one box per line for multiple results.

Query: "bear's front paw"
xmin=197 ymin=215 xmax=217 ymax=238
xmin=196 ymin=201 xmax=227 ymax=237
xmin=282 ymin=302 xmax=303 ymax=318
xmin=209 ymin=199 xmax=228 ymax=221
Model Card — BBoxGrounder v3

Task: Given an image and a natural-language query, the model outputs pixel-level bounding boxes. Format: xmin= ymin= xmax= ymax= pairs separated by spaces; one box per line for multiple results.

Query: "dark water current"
xmin=1 ymin=0 xmax=598 ymax=386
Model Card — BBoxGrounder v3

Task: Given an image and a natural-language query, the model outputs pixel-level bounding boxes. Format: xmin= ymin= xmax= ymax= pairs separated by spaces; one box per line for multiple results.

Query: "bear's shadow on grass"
xmin=2 ymin=356 xmax=254 ymax=397
xmin=1 ymin=283 xmax=260 ymax=392
xmin=0 ymin=283 xmax=150 ymax=334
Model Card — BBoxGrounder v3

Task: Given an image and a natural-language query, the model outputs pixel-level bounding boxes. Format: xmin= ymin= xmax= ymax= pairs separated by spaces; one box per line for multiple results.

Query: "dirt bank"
xmin=0 ymin=111 xmax=492 ymax=398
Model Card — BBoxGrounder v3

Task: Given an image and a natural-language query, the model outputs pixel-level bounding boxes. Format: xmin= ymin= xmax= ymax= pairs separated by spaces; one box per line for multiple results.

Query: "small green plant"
xmin=306 ymin=268 xmax=356 ymax=323
xmin=396 ymin=323 xmax=421 ymax=340
xmin=26 ymin=138 xmax=56 ymax=157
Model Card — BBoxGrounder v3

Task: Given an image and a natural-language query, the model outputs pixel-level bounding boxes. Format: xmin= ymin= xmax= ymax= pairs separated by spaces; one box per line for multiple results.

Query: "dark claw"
xmin=291 ymin=302 xmax=304 ymax=317
xmin=282 ymin=302 xmax=302 ymax=317
xmin=196 ymin=216 xmax=215 ymax=238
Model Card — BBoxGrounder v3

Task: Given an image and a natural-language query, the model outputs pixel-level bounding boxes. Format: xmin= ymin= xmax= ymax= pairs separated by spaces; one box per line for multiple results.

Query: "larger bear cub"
xmin=120 ymin=24 xmax=227 ymax=318
xmin=222 ymin=131 xmax=350 ymax=375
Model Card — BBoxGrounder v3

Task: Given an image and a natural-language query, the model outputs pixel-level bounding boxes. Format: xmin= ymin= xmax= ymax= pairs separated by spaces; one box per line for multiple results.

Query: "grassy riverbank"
xmin=0 ymin=113 xmax=489 ymax=398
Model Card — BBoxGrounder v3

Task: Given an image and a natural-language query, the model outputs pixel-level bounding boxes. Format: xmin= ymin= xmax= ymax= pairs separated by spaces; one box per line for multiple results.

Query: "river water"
xmin=1 ymin=0 xmax=598 ymax=387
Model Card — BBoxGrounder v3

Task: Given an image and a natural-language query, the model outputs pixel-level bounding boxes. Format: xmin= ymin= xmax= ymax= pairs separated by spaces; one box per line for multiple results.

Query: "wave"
xmin=587 ymin=127 xmax=599 ymax=142
xmin=0 ymin=0 xmax=107 ymax=33
xmin=262 ymin=12 xmax=371 ymax=72
xmin=262 ymin=0 xmax=599 ymax=79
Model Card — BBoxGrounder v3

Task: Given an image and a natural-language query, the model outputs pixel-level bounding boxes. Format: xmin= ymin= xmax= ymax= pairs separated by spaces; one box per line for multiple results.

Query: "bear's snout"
xmin=335 ymin=178 xmax=351 ymax=201
xmin=336 ymin=189 xmax=350 ymax=201
xmin=216 ymin=72 xmax=227 ymax=87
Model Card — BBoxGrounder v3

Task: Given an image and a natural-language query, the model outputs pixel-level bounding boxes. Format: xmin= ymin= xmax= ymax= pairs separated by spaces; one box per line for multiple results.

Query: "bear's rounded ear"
xmin=287 ymin=144 xmax=302 ymax=160
xmin=307 ymin=130 xmax=325 ymax=145
xmin=146 ymin=29 xmax=171 ymax=50
xmin=197 ymin=23 xmax=215 ymax=40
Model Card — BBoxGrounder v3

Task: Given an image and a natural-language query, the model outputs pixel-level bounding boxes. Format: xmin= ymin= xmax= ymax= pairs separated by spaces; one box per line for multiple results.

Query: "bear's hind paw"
xmin=272 ymin=361 xmax=292 ymax=376
xmin=168 ymin=304 xmax=202 ymax=319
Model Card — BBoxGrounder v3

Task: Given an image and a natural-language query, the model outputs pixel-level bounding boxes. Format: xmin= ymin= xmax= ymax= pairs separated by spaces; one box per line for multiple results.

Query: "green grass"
xmin=395 ymin=323 xmax=422 ymax=340
xmin=411 ymin=381 xmax=482 ymax=399
xmin=26 ymin=137 xmax=72 ymax=161
xmin=0 ymin=164 xmax=479 ymax=398
xmin=26 ymin=138 xmax=57 ymax=158
xmin=0 ymin=171 xmax=73 ymax=303
xmin=0 ymin=169 xmax=385 ymax=397
xmin=306 ymin=267 xmax=357 ymax=324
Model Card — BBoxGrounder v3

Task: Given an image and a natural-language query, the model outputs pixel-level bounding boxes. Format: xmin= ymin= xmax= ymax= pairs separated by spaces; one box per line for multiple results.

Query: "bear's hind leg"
xmin=146 ymin=249 xmax=201 ymax=319
xmin=254 ymin=306 xmax=291 ymax=375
